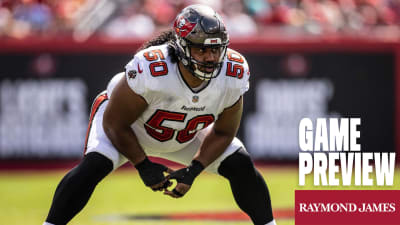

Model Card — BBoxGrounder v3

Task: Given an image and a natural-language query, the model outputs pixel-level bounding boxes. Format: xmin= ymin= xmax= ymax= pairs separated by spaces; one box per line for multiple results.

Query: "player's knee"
xmin=218 ymin=148 xmax=256 ymax=180
xmin=63 ymin=152 xmax=113 ymax=188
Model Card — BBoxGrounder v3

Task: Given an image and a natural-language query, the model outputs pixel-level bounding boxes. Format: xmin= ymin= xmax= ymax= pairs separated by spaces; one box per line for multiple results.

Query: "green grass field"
xmin=0 ymin=166 xmax=398 ymax=225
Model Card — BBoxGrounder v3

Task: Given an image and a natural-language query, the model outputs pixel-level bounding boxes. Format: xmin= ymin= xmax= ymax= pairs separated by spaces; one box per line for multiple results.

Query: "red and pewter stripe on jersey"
xmin=84 ymin=91 xmax=108 ymax=154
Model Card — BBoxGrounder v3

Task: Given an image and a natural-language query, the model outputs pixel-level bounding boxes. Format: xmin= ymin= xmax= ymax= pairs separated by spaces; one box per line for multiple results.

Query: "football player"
xmin=43 ymin=4 xmax=276 ymax=225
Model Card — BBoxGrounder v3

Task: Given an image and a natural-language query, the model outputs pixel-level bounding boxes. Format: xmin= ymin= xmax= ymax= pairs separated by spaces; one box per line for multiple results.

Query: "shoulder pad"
xmin=129 ymin=44 xmax=172 ymax=78
xmin=218 ymin=48 xmax=250 ymax=108
xmin=224 ymin=48 xmax=250 ymax=93
xmin=125 ymin=55 xmax=147 ymax=98
xmin=124 ymin=44 xmax=174 ymax=102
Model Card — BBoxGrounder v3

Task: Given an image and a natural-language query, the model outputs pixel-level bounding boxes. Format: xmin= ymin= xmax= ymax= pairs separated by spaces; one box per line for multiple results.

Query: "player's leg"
xmin=44 ymin=94 xmax=128 ymax=225
xmin=45 ymin=152 xmax=113 ymax=225
xmin=156 ymin=130 xmax=275 ymax=225
xmin=218 ymin=146 xmax=276 ymax=225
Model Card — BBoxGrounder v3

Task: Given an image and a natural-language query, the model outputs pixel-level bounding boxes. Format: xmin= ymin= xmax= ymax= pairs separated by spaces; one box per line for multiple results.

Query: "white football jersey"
xmin=107 ymin=44 xmax=250 ymax=153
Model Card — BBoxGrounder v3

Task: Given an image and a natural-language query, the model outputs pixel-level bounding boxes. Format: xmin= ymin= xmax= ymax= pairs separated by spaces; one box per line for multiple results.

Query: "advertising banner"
xmin=0 ymin=50 xmax=395 ymax=159
xmin=242 ymin=52 xmax=395 ymax=159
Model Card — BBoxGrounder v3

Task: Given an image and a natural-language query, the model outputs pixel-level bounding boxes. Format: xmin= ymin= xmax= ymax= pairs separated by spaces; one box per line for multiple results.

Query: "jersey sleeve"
xmin=124 ymin=55 xmax=152 ymax=103
xmin=223 ymin=52 xmax=250 ymax=109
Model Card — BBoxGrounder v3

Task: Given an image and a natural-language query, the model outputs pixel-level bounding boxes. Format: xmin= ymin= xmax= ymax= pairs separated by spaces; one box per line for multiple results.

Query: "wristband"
xmin=134 ymin=157 xmax=152 ymax=170
xmin=169 ymin=160 xmax=205 ymax=185
xmin=188 ymin=160 xmax=204 ymax=178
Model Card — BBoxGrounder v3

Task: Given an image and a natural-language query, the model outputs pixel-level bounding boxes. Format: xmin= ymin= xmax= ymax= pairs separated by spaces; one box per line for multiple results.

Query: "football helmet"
xmin=173 ymin=4 xmax=229 ymax=81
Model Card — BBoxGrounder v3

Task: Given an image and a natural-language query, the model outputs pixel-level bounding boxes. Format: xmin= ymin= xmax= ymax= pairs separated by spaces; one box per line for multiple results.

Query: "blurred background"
xmin=0 ymin=1 xmax=399 ymax=225
xmin=2 ymin=0 xmax=400 ymax=40
xmin=0 ymin=0 xmax=398 ymax=163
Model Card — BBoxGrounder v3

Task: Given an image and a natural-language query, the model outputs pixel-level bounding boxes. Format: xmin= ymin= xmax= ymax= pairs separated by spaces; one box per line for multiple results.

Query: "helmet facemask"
xmin=176 ymin=37 xmax=228 ymax=81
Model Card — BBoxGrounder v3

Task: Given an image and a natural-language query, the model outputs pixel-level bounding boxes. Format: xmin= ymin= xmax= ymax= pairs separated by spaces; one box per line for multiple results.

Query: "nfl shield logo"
xmin=192 ymin=96 xmax=199 ymax=103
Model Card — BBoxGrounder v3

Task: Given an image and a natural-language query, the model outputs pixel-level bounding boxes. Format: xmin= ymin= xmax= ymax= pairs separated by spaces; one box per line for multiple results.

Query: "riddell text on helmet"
xmin=298 ymin=118 xmax=396 ymax=186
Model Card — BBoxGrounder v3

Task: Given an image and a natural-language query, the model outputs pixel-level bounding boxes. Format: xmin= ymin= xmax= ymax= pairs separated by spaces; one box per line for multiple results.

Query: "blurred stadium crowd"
xmin=1 ymin=0 xmax=400 ymax=40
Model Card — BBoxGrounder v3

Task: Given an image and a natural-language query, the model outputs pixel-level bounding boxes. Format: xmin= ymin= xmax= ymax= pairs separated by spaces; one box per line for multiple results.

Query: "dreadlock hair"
xmin=137 ymin=29 xmax=179 ymax=63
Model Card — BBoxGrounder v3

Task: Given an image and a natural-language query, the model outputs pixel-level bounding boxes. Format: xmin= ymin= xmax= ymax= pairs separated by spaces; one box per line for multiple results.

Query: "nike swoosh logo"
xmin=137 ymin=64 xmax=143 ymax=73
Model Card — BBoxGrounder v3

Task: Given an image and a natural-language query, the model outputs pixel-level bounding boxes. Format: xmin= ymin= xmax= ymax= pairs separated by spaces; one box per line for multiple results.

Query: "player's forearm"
xmin=193 ymin=128 xmax=234 ymax=167
xmin=194 ymin=97 xmax=243 ymax=168
xmin=103 ymin=124 xmax=146 ymax=165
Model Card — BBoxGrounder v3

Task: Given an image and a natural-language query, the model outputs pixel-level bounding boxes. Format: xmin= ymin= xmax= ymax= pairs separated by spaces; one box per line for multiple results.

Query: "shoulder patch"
xmin=127 ymin=69 xmax=137 ymax=79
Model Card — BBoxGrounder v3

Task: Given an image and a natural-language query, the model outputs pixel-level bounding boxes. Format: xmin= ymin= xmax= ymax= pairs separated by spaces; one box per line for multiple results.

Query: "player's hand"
xmin=163 ymin=160 xmax=204 ymax=198
xmin=164 ymin=181 xmax=191 ymax=198
xmin=134 ymin=157 xmax=173 ymax=191
xmin=150 ymin=176 xmax=173 ymax=192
